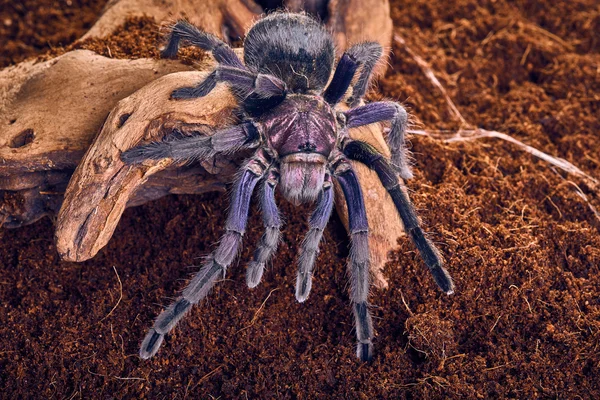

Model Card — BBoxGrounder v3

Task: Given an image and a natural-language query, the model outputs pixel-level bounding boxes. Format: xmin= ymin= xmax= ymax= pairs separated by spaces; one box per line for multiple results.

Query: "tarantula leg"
xmin=247 ymin=168 xmax=282 ymax=289
xmin=171 ymin=71 xmax=218 ymax=99
xmin=323 ymin=53 xmax=359 ymax=105
xmin=333 ymin=158 xmax=374 ymax=362
xmin=216 ymin=67 xmax=286 ymax=98
xmin=346 ymin=43 xmax=383 ymax=107
xmin=345 ymin=101 xmax=412 ymax=179
xmin=172 ymin=66 xmax=287 ymax=101
xmin=323 ymin=42 xmax=382 ymax=106
xmin=161 ymin=20 xmax=244 ymax=69
xmin=162 ymin=20 xmax=285 ymax=101
xmin=295 ymin=174 xmax=334 ymax=302
xmin=139 ymin=152 xmax=269 ymax=359
xmin=120 ymin=121 xmax=260 ymax=164
xmin=343 ymin=140 xmax=454 ymax=294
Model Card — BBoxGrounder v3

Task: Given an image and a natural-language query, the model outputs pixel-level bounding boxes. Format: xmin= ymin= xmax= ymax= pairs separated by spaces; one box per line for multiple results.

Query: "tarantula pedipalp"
xmin=121 ymin=12 xmax=454 ymax=362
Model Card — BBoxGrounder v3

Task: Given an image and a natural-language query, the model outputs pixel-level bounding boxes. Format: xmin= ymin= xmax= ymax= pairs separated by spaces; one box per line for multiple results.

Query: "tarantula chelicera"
xmin=122 ymin=12 xmax=454 ymax=362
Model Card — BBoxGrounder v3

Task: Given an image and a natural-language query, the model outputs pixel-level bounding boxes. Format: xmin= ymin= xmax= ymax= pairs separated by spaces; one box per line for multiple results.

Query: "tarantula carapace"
xmin=122 ymin=12 xmax=454 ymax=362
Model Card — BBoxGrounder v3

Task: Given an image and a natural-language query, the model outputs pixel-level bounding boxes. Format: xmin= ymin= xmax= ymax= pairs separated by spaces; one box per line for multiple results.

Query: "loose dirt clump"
xmin=1 ymin=0 xmax=599 ymax=398
xmin=404 ymin=312 xmax=457 ymax=366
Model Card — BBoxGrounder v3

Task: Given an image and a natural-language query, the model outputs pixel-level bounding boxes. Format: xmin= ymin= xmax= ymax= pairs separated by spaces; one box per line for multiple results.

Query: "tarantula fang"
xmin=121 ymin=13 xmax=454 ymax=362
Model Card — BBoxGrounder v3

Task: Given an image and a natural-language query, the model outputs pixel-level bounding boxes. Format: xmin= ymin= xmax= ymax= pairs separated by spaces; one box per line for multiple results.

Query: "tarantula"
xmin=122 ymin=12 xmax=454 ymax=362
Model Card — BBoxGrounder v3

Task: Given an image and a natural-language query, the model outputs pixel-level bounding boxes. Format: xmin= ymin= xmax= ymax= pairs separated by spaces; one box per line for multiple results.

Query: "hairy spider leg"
xmin=333 ymin=159 xmax=374 ymax=362
xmin=323 ymin=53 xmax=359 ymax=105
xmin=323 ymin=42 xmax=383 ymax=106
xmin=171 ymin=66 xmax=287 ymax=101
xmin=345 ymin=101 xmax=412 ymax=179
xmin=246 ymin=168 xmax=282 ymax=288
xmin=161 ymin=20 xmax=289 ymax=102
xmin=120 ymin=121 xmax=260 ymax=165
xmin=170 ymin=70 xmax=219 ymax=99
xmin=161 ymin=19 xmax=245 ymax=99
xmin=343 ymin=140 xmax=455 ymax=294
xmin=161 ymin=20 xmax=244 ymax=68
xmin=139 ymin=151 xmax=270 ymax=359
xmin=346 ymin=43 xmax=383 ymax=107
xmin=295 ymin=173 xmax=335 ymax=302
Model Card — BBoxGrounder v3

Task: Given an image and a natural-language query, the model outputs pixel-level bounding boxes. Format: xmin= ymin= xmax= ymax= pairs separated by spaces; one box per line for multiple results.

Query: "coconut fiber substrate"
xmin=1 ymin=0 xmax=599 ymax=398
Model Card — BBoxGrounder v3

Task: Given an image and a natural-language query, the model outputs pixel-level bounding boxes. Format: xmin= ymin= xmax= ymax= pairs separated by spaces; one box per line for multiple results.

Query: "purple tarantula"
xmin=122 ymin=12 xmax=454 ymax=362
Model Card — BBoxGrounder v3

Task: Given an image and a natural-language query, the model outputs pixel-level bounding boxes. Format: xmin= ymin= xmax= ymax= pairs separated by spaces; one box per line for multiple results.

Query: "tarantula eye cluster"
xmin=122 ymin=12 xmax=454 ymax=362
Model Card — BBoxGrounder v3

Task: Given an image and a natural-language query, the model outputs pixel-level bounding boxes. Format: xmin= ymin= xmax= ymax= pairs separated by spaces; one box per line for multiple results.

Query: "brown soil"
xmin=1 ymin=0 xmax=600 ymax=398
xmin=0 ymin=0 xmax=107 ymax=67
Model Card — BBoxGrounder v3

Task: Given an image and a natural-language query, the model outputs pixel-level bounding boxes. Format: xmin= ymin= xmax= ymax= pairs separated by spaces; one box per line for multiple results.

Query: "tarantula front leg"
xmin=345 ymin=101 xmax=412 ymax=179
xmin=120 ymin=121 xmax=260 ymax=165
xmin=139 ymin=151 xmax=270 ymax=359
xmin=295 ymin=173 xmax=334 ymax=302
xmin=343 ymin=140 xmax=454 ymax=294
xmin=246 ymin=168 xmax=282 ymax=288
xmin=323 ymin=42 xmax=383 ymax=105
xmin=332 ymin=157 xmax=374 ymax=362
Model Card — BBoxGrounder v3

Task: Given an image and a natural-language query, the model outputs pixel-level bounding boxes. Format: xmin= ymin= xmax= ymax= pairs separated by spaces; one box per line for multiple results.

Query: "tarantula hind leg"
xmin=333 ymin=159 xmax=374 ymax=362
xmin=343 ymin=140 xmax=454 ymax=294
xmin=295 ymin=174 xmax=334 ymax=302
xmin=120 ymin=121 xmax=259 ymax=165
xmin=345 ymin=101 xmax=412 ymax=180
xmin=139 ymin=152 xmax=269 ymax=359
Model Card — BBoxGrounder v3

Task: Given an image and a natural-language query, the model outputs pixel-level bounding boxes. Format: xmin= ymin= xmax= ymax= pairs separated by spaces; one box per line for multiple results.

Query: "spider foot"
xmin=121 ymin=142 xmax=170 ymax=164
xmin=170 ymin=86 xmax=204 ymax=99
xmin=160 ymin=42 xmax=179 ymax=59
xmin=295 ymin=272 xmax=312 ymax=303
xmin=431 ymin=265 xmax=455 ymax=295
xmin=246 ymin=261 xmax=265 ymax=289
xmin=357 ymin=341 xmax=374 ymax=362
xmin=139 ymin=328 xmax=165 ymax=359
xmin=391 ymin=155 xmax=413 ymax=180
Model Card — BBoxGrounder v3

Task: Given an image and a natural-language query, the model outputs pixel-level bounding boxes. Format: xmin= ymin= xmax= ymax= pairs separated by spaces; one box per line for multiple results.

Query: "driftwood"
xmin=1 ymin=0 xmax=400 ymax=287
xmin=0 ymin=51 xmax=195 ymax=227
xmin=84 ymin=0 xmax=393 ymax=58
xmin=55 ymin=71 xmax=239 ymax=262
xmin=54 ymin=69 xmax=403 ymax=289
xmin=82 ymin=0 xmax=261 ymax=41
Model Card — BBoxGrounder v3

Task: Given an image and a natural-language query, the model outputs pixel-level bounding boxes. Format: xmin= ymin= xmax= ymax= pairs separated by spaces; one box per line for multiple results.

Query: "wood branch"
xmin=55 ymin=71 xmax=238 ymax=262
xmin=0 ymin=50 xmax=196 ymax=227
xmin=0 ymin=50 xmax=195 ymax=176
xmin=83 ymin=0 xmax=262 ymax=41
xmin=328 ymin=0 xmax=393 ymax=75
xmin=1 ymin=0 xmax=393 ymax=223
xmin=53 ymin=68 xmax=403 ymax=289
